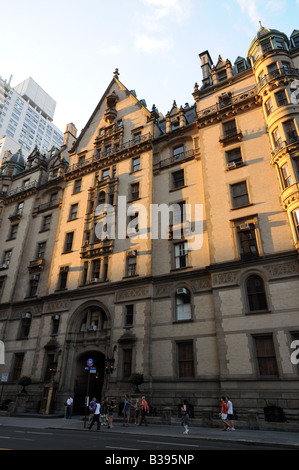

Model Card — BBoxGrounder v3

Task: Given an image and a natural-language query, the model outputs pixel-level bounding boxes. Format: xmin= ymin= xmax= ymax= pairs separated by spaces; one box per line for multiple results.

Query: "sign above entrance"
xmin=87 ymin=358 xmax=94 ymax=367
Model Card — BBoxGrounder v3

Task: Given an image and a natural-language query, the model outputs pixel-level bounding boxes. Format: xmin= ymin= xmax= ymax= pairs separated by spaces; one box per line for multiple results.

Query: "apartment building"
xmin=0 ymin=76 xmax=64 ymax=160
xmin=0 ymin=25 xmax=298 ymax=425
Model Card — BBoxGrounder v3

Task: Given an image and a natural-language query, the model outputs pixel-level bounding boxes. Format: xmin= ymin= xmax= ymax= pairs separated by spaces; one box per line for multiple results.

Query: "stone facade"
xmin=0 ymin=26 xmax=299 ymax=425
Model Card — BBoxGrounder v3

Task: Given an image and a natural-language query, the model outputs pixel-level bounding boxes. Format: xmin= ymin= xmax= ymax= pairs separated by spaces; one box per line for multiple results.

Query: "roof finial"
xmin=259 ymin=20 xmax=263 ymax=30
xmin=114 ymin=68 xmax=120 ymax=78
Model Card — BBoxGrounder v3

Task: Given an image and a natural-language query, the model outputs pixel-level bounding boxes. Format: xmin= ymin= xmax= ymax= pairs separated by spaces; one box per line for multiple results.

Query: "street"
xmin=0 ymin=425 xmax=291 ymax=451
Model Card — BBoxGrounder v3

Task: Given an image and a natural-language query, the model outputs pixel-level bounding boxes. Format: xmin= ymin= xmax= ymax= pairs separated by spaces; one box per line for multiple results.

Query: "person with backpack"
xmin=181 ymin=399 xmax=190 ymax=435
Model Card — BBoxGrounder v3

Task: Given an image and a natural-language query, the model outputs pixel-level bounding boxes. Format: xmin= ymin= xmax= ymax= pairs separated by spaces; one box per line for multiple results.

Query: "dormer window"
xmin=218 ymin=69 xmax=227 ymax=81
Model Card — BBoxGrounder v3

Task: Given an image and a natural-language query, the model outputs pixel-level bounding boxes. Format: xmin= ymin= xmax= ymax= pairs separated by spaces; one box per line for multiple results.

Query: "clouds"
xmin=235 ymin=0 xmax=260 ymax=24
xmin=134 ymin=0 xmax=191 ymax=54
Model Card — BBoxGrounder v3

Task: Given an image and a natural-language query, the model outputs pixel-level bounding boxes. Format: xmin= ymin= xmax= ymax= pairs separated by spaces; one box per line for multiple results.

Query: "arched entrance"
xmin=73 ymin=351 xmax=105 ymax=414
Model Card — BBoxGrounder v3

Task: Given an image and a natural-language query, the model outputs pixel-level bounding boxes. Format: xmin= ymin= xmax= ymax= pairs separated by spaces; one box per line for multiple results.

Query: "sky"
xmin=1 ymin=0 xmax=298 ymax=135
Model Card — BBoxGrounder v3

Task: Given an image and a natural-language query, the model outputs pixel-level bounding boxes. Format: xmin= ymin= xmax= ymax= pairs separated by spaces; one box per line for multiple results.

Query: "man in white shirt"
xmin=66 ymin=396 xmax=73 ymax=419
xmin=88 ymin=399 xmax=101 ymax=431
xmin=226 ymin=396 xmax=235 ymax=430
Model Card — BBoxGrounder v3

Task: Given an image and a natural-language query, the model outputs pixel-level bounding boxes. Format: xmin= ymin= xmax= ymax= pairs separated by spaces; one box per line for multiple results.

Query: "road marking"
xmin=0 ymin=436 xmax=34 ymax=441
xmin=106 ymin=446 xmax=139 ymax=450
xmin=137 ymin=440 xmax=200 ymax=448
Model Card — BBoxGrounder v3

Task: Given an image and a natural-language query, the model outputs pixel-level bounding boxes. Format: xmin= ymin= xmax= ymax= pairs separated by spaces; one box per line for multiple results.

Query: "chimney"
xmin=63 ymin=123 xmax=77 ymax=150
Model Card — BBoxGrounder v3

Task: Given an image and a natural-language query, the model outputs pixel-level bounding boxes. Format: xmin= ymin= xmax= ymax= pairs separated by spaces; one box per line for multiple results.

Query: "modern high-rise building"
xmin=0 ymin=76 xmax=64 ymax=160
xmin=0 ymin=25 xmax=298 ymax=427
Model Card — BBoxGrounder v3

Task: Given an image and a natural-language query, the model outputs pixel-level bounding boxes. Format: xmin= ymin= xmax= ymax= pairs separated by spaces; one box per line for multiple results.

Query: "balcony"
xmin=154 ymin=148 xmax=197 ymax=171
xmin=271 ymin=134 xmax=299 ymax=160
xmin=197 ymin=87 xmax=257 ymax=122
xmin=28 ymin=258 xmax=45 ymax=272
xmin=219 ymin=127 xmax=243 ymax=146
xmin=6 ymin=181 xmax=38 ymax=199
xmin=33 ymin=198 xmax=62 ymax=214
xmin=256 ymin=67 xmax=299 ymax=93
xmin=280 ymin=181 xmax=299 ymax=209
xmin=66 ymin=133 xmax=152 ymax=174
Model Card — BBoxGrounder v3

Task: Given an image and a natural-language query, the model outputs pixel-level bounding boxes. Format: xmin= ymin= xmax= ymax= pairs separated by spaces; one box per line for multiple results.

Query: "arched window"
xmin=175 ymin=288 xmax=191 ymax=321
xmin=246 ymin=275 xmax=268 ymax=312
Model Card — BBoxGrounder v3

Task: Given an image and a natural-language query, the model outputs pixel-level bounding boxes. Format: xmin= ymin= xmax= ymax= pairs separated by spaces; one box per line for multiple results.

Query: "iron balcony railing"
xmin=5 ymin=181 xmax=38 ymax=198
xmin=154 ymin=148 xmax=196 ymax=170
xmin=256 ymin=67 xmax=299 ymax=93
xmin=272 ymin=134 xmax=299 ymax=156
xmin=197 ymin=87 xmax=257 ymax=120
xmin=66 ymin=133 xmax=152 ymax=173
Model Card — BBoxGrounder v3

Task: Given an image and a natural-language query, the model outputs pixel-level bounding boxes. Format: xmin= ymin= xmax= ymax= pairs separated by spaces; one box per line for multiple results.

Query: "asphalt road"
xmin=0 ymin=425 xmax=290 ymax=452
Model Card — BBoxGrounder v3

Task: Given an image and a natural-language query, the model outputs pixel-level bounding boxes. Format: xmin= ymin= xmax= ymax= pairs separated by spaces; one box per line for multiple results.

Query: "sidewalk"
xmin=0 ymin=414 xmax=298 ymax=449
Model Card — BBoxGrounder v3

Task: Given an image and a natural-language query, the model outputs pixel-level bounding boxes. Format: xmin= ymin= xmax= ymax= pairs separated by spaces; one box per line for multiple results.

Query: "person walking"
xmin=101 ymin=397 xmax=109 ymax=426
xmin=220 ymin=396 xmax=231 ymax=431
xmin=139 ymin=396 xmax=149 ymax=426
xmin=88 ymin=399 xmax=101 ymax=431
xmin=88 ymin=397 xmax=96 ymax=425
xmin=134 ymin=398 xmax=141 ymax=425
xmin=226 ymin=396 xmax=235 ymax=430
xmin=66 ymin=395 xmax=73 ymax=419
xmin=123 ymin=394 xmax=132 ymax=426
xmin=108 ymin=398 xmax=116 ymax=429
xmin=181 ymin=399 xmax=190 ymax=435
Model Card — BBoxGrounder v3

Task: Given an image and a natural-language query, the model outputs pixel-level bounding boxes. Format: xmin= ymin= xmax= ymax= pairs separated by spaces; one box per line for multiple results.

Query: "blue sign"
xmin=87 ymin=358 xmax=94 ymax=367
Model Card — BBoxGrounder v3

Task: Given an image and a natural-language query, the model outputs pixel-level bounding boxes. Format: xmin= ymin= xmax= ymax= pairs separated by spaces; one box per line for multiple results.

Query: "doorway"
xmin=73 ymin=351 xmax=105 ymax=414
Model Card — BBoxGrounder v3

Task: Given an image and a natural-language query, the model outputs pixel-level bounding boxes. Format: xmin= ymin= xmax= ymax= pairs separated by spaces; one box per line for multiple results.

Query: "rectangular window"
xmin=132 ymin=157 xmax=140 ymax=172
xmin=237 ymin=223 xmax=259 ymax=260
xmin=0 ymin=276 xmax=6 ymax=300
xmin=272 ymin=127 xmax=282 ymax=149
xmin=172 ymin=169 xmax=184 ymax=189
xmin=74 ymin=179 xmax=82 ymax=194
xmin=173 ymin=144 xmax=184 ymax=161
xmin=292 ymin=209 xmax=299 ymax=238
xmin=125 ymin=305 xmax=134 ymax=326
xmin=177 ymin=341 xmax=194 ymax=378
xmin=226 ymin=148 xmax=243 ymax=167
xmin=2 ymin=250 xmax=12 ymax=268
xmin=174 ymin=242 xmax=188 ymax=269
xmin=230 ymin=182 xmax=249 ymax=208
xmin=102 ymin=168 xmax=110 ymax=180
xmin=127 ymin=256 xmax=137 ymax=277
xmin=29 ymin=275 xmax=39 ymax=297
xmin=265 ymin=98 xmax=274 ymax=115
xmin=130 ymin=182 xmax=139 ymax=200
xmin=254 ymin=335 xmax=278 ymax=377
xmin=58 ymin=268 xmax=69 ymax=289
xmin=9 ymin=224 xmax=18 ymax=240
xmin=281 ymin=164 xmax=293 ymax=188
xmin=223 ymin=119 xmax=237 ymax=138
xmin=42 ymin=215 xmax=52 ymax=231
xmin=37 ymin=242 xmax=46 ymax=259
xmin=91 ymin=259 xmax=101 ymax=280
xmin=275 ymin=90 xmax=288 ymax=107
xmin=69 ymin=204 xmax=78 ymax=220
xmin=283 ymin=119 xmax=298 ymax=141
xmin=133 ymin=132 xmax=141 ymax=144
xmin=64 ymin=232 xmax=74 ymax=253
xmin=123 ymin=348 xmax=132 ymax=378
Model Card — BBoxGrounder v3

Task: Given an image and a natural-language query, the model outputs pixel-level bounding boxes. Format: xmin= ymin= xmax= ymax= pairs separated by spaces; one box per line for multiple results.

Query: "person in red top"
xmin=139 ymin=396 xmax=149 ymax=426
xmin=220 ymin=396 xmax=231 ymax=431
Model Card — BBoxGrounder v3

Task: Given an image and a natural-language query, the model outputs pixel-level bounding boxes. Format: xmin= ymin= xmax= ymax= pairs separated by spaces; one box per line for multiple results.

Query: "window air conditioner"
xmin=227 ymin=162 xmax=236 ymax=170
xmin=239 ymin=223 xmax=250 ymax=230
xmin=128 ymin=250 xmax=137 ymax=257
xmin=88 ymin=325 xmax=97 ymax=331
xmin=90 ymin=278 xmax=100 ymax=283
xmin=177 ymin=288 xmax=188 ymax=295
xmin=22 ymin=313 xmax=31 ymax=319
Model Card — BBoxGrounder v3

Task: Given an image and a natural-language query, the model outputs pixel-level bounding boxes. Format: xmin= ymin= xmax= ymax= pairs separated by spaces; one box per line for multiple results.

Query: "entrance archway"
xmin=73 ymin=351 xmax=105 ymax=414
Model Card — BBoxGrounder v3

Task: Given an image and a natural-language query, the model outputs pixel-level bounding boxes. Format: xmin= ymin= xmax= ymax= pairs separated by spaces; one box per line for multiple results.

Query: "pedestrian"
xmin=88 ymin=397 xmax=96 ymax=425
xmin=139 ymin=395 xmax=149 ymax=426
xmin=134 ymin=398 xmax=141 ymax=425
xmin=181 ymin=399 xmax=190 ymax=435
xmin=123 ymin=394 xmax=132 ymax=426
xmin=220 ymin=396 xmax=231 ymax=431
xmin=108 ymin=398 xmax=116 ymax=428
xmin=101 ymin=397 xmax=109 ymax=426
xmin=88 ymin=399 xmax=101 ymax=431
xmin=66 ymin=395 xmax=73 ymax=419
xmin=226 ymin=396 xmax=235 ymax=430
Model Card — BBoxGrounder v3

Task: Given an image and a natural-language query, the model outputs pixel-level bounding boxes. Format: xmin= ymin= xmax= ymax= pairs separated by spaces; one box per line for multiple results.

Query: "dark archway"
xmin=73 ymin=351 xmax=105 ymax=414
